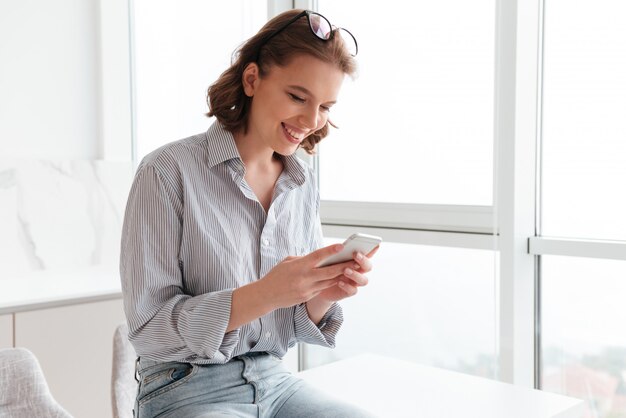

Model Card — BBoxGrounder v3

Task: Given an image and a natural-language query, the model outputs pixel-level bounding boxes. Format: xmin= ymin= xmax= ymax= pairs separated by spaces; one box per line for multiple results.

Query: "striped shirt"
xmin=120 ymin=121 xmax=343 ymax=364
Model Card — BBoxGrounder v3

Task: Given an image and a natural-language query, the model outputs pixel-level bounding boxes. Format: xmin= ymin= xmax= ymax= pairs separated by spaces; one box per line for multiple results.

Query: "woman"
xmin=121 ymin=9 xmax=376 ymax=418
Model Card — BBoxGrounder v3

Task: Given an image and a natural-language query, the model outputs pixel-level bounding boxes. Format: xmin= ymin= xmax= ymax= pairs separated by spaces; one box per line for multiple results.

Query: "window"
xmin=541 ymin=0 xmax=626 ymax=241
xmin=317 ymin=1 xmax=495 ymax=205
xmin=306 ymin=0 xmax=499 ymax=379
xmin=132 ymin=0 xmax=266 ymax=161
xmin=306 ymin=237 xmax=498 ymax=379
xmin=536 ymin=2 xmax=626 ymax=416
xmin=125 ymin=3 xmax=626 ymax=404
xmin=541 ymin=256 xmax=626 ymax=418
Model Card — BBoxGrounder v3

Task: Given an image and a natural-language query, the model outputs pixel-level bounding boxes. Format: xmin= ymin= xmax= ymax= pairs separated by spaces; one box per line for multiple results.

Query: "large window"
xmin=542 ymin=256 xmax=626 ymax=418
xmin=132 ymin=0 xmax=266 ymax=161
xmin=126 ymin=4 xmax=626 ymax=414
xmin=541 ymin=0 xmax=626 ymax=242
xmin=309 ymin=0 xmax=499 ymax=380
xmin=317 ymin=1 xmax=495 ymax=205
xmin=306 ymin=237 xmax=498 ymax=380
xmin=538 ymin=1 xmax=626 ymax=416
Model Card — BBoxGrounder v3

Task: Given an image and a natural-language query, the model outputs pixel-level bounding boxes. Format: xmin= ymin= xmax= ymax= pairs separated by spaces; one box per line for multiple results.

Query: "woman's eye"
xmin=320 ymin=105 xmax=331 ymax=113
xmin=288 ymin=93 xmax=305 ymax=103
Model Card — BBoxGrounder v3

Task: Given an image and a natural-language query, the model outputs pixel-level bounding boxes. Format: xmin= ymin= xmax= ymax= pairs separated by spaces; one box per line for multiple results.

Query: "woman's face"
xmin=243 ymin=54 xmax=345 ymax=156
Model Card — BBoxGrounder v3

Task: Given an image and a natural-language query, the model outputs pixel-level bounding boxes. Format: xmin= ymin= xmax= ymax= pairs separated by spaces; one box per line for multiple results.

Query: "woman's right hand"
xmin=260 ymin=243 xmax=355 ymax=309
xmin=227 ymin=244 xmax=355 ymax=332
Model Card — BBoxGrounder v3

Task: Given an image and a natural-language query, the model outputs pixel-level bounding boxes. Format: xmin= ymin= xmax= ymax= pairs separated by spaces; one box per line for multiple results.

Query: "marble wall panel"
xmin=0 ymin=160 xmax=133 ymax=278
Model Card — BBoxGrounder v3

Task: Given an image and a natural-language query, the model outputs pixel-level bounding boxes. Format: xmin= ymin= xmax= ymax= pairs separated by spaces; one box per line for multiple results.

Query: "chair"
xmin=111 ymin=323 xmax=138 ymax=418
xmin=0 ymin=347 xmax=72 ymax=418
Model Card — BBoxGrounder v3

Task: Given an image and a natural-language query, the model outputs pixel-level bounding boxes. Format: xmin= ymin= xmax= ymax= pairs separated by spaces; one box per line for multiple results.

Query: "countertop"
xmin=0 ymin=267 xmax=122 ymax=314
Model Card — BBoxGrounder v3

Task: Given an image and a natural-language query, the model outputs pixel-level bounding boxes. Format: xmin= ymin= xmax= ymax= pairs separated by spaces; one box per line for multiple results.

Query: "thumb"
xmin=308 ymin=243 xmax=344 ymax=267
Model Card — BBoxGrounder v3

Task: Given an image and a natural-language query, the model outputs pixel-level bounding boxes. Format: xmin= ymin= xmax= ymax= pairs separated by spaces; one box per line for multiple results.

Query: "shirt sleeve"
xmin=120 ymin=163 xmax=239 ymax=362
xmin=293 ymin=302 xmax=343 ymax=347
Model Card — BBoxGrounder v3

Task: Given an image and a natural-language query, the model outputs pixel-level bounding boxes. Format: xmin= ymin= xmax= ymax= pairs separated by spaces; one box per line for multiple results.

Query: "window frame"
xmin=100 ymin=0 xmax=133 ymax=161
xmin=529 ymin=237 xmax=626 ymax=261
xmin=119 ymin=0 xmax=625 ymax=388
xmin=305 ymin=0 xmax=543 ymax=387
xmin=311 ymin=0 xmax=626 ymax=390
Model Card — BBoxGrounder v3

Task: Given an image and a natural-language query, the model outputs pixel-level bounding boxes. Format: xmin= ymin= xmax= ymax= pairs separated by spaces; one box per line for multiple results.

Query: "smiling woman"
xmin=121 ymin=8 xmax=375 ymax=418
xmin=206 ymin=9 xmax=357 ymax=155
xmin=237 ymin=54 xmax=345 ymax=158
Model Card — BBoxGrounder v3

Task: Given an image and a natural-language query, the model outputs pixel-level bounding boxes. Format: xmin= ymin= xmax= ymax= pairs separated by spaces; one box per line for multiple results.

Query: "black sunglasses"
xmin=256 ymin=10 xmax=358 ymax=60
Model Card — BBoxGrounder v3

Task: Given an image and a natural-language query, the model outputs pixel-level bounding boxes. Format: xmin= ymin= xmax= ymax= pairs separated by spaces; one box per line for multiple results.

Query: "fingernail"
xmin=353 ymin=263 xmax=360 ymax=270
xmin=338 ymin=281 xmax=345 ymax=287
xmin=356 ymin=252 xmax=364 ymax=261
xmin=345 ymin=268 xmax=353 ymax=276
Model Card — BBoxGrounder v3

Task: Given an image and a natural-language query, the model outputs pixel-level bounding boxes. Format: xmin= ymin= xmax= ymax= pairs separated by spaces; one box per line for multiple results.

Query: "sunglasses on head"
xmin=256 ymin=10 xmax=358 ymax=60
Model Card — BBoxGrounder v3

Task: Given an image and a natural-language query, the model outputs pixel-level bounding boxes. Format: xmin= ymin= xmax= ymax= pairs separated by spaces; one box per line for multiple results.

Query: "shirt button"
xmin=262 ymin=238 xmax=270 ymax=246
xmin=265 ymin=332 xmax=271 ymax=338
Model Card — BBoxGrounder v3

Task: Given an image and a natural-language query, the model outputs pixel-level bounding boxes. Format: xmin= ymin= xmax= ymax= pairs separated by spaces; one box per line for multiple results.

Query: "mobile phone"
xmin=315 ymin=233 xmax=382 ymax=268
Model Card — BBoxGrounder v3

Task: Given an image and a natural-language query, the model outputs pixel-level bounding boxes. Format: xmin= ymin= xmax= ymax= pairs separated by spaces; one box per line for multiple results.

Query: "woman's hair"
xmin=206 ymin=9 xmax=357 ymax=154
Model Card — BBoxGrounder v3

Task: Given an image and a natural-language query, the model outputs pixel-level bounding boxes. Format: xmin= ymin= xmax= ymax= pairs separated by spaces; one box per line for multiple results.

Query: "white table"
xmin=298 ymin=354 xmax=584 ymax=418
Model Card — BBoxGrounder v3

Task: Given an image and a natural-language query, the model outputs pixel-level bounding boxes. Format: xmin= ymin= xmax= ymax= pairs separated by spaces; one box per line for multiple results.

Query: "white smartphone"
xmin=315 ymin=233 xmax=382 ymax=268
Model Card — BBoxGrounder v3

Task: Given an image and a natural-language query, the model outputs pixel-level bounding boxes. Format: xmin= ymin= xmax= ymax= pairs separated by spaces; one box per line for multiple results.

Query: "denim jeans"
xmin=134 ymin=352 xmax=375 ymax=418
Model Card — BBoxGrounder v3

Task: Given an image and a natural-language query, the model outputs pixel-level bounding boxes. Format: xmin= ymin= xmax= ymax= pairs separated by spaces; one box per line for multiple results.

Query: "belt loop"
xmin=135 ymin=357 xmax=141 ymax=383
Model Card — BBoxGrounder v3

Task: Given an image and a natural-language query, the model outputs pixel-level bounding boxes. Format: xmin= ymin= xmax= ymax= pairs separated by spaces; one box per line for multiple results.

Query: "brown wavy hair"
xmin=206 ymin=9 xmax=357 ymax=154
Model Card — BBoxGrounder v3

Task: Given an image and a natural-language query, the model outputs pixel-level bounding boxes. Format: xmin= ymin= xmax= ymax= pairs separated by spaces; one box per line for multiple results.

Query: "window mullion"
xmin=495 ymin=0 xmax=541 ymax=388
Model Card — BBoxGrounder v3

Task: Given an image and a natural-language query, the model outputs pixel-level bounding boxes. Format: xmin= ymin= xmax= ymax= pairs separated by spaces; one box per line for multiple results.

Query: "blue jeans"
xmin=134 ymin=352 xmax=375 ymax=418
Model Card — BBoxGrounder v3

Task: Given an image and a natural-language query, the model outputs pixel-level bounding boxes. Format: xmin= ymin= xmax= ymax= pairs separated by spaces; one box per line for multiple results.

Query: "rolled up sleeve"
xmin=293 ymin=302 xmax=343 ymax=348
xmin=120 ymin=163 xmax=238 ymax=362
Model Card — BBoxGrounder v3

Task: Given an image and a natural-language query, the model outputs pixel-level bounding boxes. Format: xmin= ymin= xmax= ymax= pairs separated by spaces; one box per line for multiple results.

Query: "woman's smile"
xmin=281 ymin=122 xmax=307 ymax=145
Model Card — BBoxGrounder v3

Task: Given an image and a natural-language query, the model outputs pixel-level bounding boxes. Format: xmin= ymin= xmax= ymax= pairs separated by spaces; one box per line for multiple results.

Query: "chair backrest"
xmin=111 ymin=323 xmax=138 ymax=418
xmin=0 ymin=347 xmax=73 ymax=418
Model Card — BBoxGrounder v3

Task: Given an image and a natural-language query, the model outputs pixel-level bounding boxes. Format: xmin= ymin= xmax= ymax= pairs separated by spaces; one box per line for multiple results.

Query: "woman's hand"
xmin=304 ymin=246 xmax=378 ymax=325
xmin=229 ymin=244 xmax=366 ymax=332
xmin=233 ymin=244 xmax=380 ymax=331
xmin=259 ymin=243 xmax=358 ymax=310
xmin=313 ymin=246 xmax=378 ymax=304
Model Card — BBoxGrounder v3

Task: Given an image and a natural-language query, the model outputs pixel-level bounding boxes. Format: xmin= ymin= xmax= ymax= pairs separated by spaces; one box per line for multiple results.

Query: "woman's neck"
xmin=233 ymin=129 xmax=280 ymax=171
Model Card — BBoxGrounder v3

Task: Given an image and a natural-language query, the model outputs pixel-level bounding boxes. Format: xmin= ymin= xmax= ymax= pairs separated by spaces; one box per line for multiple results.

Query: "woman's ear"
xmin=242 ymin=63 xmax=260 ymax=97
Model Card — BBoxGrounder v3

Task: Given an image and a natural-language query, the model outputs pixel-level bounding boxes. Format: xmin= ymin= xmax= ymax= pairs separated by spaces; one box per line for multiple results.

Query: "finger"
xmin=312 ymin=278 xmax=340 ymax=292
xmin=308 ymin=243 xmax=345 ymax=267
xmin=342 ymin=269 xmax=369 ymax=286
xmin=352 ymin=246 xmax=380 ymax=272
xmin=352 ymin=252 xmax=373 ymax=273
xmin=337 ymin=280 xmax=358 ymax=297
xmin=315 ymin=260 xmax=356 ymax=280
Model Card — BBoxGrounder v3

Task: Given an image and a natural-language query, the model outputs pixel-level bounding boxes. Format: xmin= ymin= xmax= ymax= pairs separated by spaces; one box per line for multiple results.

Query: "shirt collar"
xmin=281 ymin=153 xmax=307 ymax=187
xmin=204 ymin=121 xmax=308 ymax=187
xmin=204 ymin=122 xmax=242 ymax=169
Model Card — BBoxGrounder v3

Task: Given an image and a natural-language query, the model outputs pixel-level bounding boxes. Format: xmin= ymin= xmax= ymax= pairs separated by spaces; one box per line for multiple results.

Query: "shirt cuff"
xmin=178 ymin=288 xmax=240 ymax=361
xmin=293 ymin=302 xmax=343 ymax=348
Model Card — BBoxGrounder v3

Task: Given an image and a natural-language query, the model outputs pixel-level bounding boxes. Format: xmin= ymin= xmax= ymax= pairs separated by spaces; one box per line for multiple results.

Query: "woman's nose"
xmin=299 ymin=106 xmax=321 ymax=130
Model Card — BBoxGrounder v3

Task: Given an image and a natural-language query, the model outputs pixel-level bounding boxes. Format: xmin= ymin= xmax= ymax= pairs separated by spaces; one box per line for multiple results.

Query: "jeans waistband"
xmin=135 ymin=351 xmax=273 ymax=381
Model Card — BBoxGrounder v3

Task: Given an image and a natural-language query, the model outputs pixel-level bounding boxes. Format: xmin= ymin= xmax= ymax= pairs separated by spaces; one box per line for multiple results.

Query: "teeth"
xmin=284 ymin=125 xmax=305 ymax=140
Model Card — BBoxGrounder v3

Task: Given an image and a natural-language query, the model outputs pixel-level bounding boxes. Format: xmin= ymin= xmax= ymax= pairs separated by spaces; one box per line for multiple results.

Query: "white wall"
xmin=0 ymin=0 xmax=131 ymax=160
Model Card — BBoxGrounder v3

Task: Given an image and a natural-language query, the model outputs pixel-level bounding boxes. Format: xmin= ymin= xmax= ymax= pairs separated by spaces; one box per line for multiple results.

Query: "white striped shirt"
xmin=120 ymin=121 xmax=343 ymax=364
